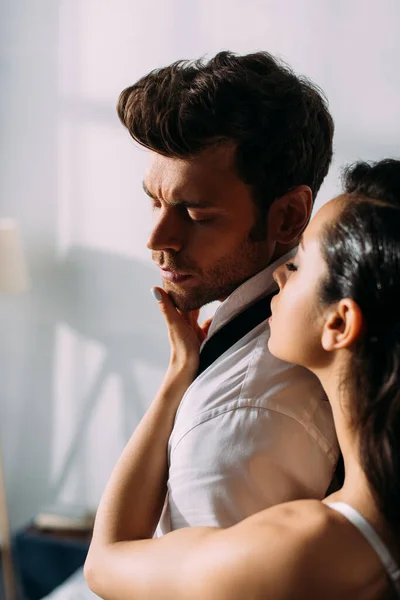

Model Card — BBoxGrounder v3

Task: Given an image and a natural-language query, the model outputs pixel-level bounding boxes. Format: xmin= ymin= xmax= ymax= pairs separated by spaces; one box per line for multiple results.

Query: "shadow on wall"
xmin=0 ymin=246 xmax=169 ymax=531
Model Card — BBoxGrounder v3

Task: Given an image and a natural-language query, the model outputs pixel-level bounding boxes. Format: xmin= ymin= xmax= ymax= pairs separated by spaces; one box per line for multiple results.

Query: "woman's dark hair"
xmin=320 ymin=158 xmax=400 ymax=529
xmin=117 ymin=51 xmax=334 ymax=217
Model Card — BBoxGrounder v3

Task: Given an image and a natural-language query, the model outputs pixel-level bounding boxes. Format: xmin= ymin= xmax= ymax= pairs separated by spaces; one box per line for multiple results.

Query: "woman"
xmin=85 ymin=159 xmax=400 ymax=600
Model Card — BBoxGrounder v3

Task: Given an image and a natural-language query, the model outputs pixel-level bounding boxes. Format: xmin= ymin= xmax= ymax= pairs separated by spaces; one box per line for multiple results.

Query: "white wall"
xmin=1 ymin=0 xmax=399 ymax=531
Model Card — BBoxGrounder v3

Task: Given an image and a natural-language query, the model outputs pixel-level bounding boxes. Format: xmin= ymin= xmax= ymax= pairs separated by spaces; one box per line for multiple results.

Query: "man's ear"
xmin=321 ymin=299 xmax=364 ymax=351
xmin=267 ymin=185 xmax=313 ymax=244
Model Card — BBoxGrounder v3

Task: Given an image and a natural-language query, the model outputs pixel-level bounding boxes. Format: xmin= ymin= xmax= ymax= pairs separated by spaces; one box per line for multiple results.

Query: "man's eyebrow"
xmin=142 ymin=182 xmax=215 ymax=209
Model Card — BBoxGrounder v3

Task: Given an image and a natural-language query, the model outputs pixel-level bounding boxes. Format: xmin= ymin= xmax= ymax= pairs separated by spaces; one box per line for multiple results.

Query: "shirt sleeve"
xmin=158 ymin=405 xmax=337 ymax=531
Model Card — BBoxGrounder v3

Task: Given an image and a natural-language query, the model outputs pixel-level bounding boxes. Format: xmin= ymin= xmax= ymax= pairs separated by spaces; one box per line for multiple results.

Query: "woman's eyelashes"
xmin=285 ymin=261 xmax=298 ymax=272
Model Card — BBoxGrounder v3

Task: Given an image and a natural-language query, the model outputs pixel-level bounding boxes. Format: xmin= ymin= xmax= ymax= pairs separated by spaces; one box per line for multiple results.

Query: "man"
xmin=118 ymin=51 xmax=339 ymax=532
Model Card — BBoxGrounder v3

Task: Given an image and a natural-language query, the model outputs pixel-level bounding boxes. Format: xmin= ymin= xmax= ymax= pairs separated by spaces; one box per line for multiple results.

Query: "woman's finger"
xmin=150 ymin=287 xmax=181 ymax=326
xmin=151 ymin=287 xmax=192 ymax=350
xmin=151 ymin=287 xmax=201 ymax=373
xmin=151 ymin=287 xmax=198 ymax=345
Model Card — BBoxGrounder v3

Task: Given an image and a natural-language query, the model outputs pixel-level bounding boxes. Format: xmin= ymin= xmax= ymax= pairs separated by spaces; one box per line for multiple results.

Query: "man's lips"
xmin=159 ymin=268 xmax=192 ymax=283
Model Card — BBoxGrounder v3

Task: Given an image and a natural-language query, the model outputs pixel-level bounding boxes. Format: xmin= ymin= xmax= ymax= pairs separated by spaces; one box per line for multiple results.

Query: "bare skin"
xmin=85 ymin=196 xmax=399 ymax=600
xmin=145 ymin=145 xmax=312 ymax=311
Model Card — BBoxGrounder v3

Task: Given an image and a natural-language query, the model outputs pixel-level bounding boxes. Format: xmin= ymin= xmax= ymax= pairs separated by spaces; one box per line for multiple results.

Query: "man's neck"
xmin=207 ymin=249 xmax=297 ymax=339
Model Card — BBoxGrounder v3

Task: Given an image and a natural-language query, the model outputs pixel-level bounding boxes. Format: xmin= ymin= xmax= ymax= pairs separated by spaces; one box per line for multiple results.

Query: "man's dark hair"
xmin=117 ymin=51 xmax=334 ymax=214
xmin=320 ymin=159 xmax=400 ymax=531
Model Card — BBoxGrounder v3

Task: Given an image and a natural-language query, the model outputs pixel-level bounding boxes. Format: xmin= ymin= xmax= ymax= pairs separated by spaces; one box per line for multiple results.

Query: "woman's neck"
xmin=318 ymin=364 xmax=393 ymax=542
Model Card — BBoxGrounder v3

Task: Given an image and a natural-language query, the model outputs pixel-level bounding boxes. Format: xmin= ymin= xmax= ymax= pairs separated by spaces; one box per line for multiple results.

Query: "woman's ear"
xmin=321 ymin=299 xmax=364 ymax=351
xmin=267 ymin=185 xmax=313 ymax=245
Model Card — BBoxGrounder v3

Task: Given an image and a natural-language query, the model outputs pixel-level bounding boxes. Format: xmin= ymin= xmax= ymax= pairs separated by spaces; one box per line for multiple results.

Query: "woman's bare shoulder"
xmin=87 ymin=500 xmax=388 ymax=600
xmin=180 ymin=501 xmax=331 ymax=599
xmin=232 ymin=499 xmax=338 ymax=561
xmin=187 ymin=500 xmax=386 ymax=600
xmin=231 ymin=498 xmax=336 ymax=545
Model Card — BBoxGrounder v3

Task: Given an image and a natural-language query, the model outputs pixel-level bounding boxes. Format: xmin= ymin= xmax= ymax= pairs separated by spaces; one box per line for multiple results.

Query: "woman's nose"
xmin=272 ymin=264 xmax=286 ymax=289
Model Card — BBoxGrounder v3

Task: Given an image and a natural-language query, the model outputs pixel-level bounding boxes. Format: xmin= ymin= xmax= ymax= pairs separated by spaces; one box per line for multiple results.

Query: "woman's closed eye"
xmin=285 ymin=261 xmax=298 ymax=272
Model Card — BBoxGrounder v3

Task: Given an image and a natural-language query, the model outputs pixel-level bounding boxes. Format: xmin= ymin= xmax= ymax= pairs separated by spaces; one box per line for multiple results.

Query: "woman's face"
xmin=268 ymin=197 xmax=343 ymax=371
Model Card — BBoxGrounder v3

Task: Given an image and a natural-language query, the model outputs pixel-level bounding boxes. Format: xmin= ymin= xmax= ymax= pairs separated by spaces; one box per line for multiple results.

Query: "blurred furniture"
xmin=13 ymin=527 xmax=91 ymax=600
xmin=0 ymin=219 xmax=29 ymax=600
xmin=38 ymin=565 xmax=97 ymax=600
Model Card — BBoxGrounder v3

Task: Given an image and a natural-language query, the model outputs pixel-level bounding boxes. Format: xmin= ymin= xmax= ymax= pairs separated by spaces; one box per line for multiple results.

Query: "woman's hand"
xmin=152 ymin=287 xmax=205 ymax=384
xmin=87 ymin=287 xmax=214 ymax=593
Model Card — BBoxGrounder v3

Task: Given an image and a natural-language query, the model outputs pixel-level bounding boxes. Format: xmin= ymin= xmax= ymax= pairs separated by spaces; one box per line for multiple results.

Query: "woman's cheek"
xmin=268 ymin=313 xmax=294 ymax=362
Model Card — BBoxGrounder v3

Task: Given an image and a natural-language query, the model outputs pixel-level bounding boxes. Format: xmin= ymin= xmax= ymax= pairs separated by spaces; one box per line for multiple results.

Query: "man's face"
xmin=144 ymin=145 xmax=274 ymax=311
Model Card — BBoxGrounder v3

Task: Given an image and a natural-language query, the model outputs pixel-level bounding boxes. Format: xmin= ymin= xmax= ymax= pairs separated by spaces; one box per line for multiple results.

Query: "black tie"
xmin=197 ymin=291 xmax=277 ymax=377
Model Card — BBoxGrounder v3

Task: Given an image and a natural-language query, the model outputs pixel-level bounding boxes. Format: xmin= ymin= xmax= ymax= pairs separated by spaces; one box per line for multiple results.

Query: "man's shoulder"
xmin=241 ymin=327 xmax=324 ymax=404
xmin=175 ymin=321 xmax=270 ymax=416
xmin=186 ymin=321 xmax=327 ymax=422
xmin=171 ymin=326 xmax=335 ymax=451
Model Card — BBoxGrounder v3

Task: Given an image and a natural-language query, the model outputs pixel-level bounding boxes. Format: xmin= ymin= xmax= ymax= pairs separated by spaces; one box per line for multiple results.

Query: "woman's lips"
xmin=160 ymin=269 xmax=192 ymax=283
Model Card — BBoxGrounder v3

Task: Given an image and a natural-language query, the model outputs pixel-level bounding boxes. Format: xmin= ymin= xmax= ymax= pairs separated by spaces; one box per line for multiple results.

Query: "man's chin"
xmin=164 ymin=289 xmax=202 ymax=312
xmin=163 ymin=283 xmax=213 ymax=312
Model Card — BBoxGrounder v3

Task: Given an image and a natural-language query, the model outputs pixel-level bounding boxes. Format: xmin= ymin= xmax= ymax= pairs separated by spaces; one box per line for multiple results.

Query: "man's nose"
xmin=146 ymin=208 xmax=185 ymax=252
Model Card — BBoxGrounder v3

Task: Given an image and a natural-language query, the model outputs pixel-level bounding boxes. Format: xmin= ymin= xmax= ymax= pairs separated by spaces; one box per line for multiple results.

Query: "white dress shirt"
xmin=156 ymin=251 xmax=339 ymax=534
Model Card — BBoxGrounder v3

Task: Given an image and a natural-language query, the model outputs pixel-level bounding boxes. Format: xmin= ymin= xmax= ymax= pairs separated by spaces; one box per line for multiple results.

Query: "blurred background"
xmin=0 ymin=0 xmax=399 ymax=537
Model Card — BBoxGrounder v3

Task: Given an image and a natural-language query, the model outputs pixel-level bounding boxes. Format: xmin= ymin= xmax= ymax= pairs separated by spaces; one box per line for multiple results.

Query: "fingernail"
xmin=150 ymin=287 xmax=162 ymax=302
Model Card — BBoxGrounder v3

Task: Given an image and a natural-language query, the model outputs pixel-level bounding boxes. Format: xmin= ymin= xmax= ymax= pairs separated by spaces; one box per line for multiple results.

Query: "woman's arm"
xmin=87 ymin=494 xmax=323 ymax=600
xmin=88 ymin=372 xmax=188 ymax=544
xmin=84 ymin=288 xmax=324 ymax=600
xmin=84 ymin=288 xmax=206 ymax=588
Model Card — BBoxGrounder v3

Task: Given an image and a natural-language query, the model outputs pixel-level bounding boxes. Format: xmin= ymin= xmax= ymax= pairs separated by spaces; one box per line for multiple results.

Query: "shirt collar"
xmin=205 ymin=248 xmax=297 ymax=340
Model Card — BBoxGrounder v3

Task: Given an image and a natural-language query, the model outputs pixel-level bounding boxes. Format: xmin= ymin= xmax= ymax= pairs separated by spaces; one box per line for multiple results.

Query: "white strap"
xmin=328 ymin=502 xmax=400 ymax=596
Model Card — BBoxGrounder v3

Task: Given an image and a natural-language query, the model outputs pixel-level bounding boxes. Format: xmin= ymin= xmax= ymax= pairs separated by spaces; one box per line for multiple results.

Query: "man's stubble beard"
xmin=159 ymin=232 xmax=270 ymax=312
